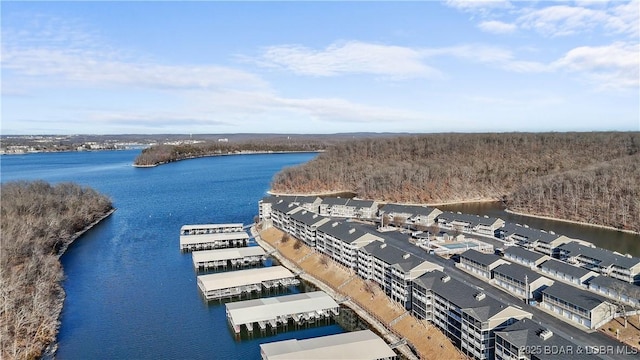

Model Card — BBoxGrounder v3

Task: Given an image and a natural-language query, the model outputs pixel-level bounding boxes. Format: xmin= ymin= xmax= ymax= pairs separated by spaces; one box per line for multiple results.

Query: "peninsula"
xmin=0 ymin=181 xmax=114 ymax=360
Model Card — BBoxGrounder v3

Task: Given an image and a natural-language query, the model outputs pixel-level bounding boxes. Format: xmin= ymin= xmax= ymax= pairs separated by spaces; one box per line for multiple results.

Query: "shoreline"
xmin=504 ymin=208 xmax=640 ymax=236
xmin=43 ymin=208 xmax=116 ymax=359
xmin=133 ymin=150 xmax=321 ymax=168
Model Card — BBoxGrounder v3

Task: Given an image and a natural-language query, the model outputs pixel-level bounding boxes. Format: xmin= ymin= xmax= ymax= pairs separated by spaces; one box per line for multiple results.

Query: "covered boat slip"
xmin=259 ymin=329 xmax=397 ymax=360
xmin=180 ymin=231 xmax=250 ymax=252
xmin=180 ymin=223 xmax=244 ymax=235
xmin=192 ymin=246 xmax=266 ymax=270
xmin=225 ymin=291 xmax=340 ymax=334
xmin=197 ymin=266 xmax=299 ymax=300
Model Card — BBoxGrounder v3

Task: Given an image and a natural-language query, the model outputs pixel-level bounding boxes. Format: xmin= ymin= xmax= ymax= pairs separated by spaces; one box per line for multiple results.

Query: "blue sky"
xmin=2 ymin=1 xmax=638 ymax=134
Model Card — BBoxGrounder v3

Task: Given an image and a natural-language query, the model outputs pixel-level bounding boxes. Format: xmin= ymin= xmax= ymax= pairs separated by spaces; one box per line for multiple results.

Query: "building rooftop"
xmin=317 ymin=221 xmax=372 ymax=244
xmin=321 ymin=197 xmax=350 ymax=206
xmin=542 ymin=282 xmax=609 ymax=311
xmin=460 ymin=249 xmax=505 ymax=267
xmin=502 ymin=223 xmax=564 ymax=244
xmin=504 ymin=246 xmax=547 ymax=263
xmin=588 ymin=275 xmax=640 ymax=296
xmin=180 ymin=223 xmax=243 ymax=232
xmin=346 ymin=199 xmax=376 ymax=208
xmin=495 ymin=318 xmax=599 ymax=359
xmin=559 ymin=241 xmax=640 ymax=269
xmin=260 ymin=329 xmax=396 ymax=360
xmin=493 ymin=263 xmax=550 ymax=284
xmin=290 ymin=210 xmax=330 ymax=227
xmin=540 ymin=258 xmax=596 ymax=280
xmin=380 ymin=203 xmax=440 ymax=217
xmin=414 ymin=270 xmax=515 ymax=322
xmin=437 ymin=211 xmax=503 ymax=226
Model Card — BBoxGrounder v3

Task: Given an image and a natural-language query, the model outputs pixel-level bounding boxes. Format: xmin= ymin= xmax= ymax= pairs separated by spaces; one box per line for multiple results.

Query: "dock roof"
xmin=226 ymin=291 xmax=338 ymax=326
xmin=192 ymin=246 xmax=265 ymax=264
xmin=260 ymin=329 xmax=396 ymax=360
xmin=180 ymin=223 xmax=243 ymax=232
xmin=180 ymin=231 xmax=249 ymax=246
xmin=197 ymin=266 xmax=294 ymax=292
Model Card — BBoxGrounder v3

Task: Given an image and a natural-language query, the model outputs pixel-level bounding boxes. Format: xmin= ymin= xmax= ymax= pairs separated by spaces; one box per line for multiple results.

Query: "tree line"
xmin=133 ymin=140 xmax=328 ymax=166
xmin=1 ymin=181 xmax=113 ymax=360
xmin=270 ymin=132 xmax=640 ymax=232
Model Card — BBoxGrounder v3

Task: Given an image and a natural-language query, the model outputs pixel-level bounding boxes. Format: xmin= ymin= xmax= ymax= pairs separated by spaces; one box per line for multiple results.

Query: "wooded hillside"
xmin=271 ymin=132 xmax=640 ymax=232
xmin=0 ymin=181 xmax=113 ymax=360
xmin=134 ymin=139 xmax=327 ymax=166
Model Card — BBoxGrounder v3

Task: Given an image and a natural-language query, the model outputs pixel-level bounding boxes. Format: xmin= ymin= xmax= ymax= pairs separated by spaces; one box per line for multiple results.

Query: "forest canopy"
xmin=271 ymin=132 xmax=640 ymax=232
xmin=1 ymin=181 xmax=113 ymax=360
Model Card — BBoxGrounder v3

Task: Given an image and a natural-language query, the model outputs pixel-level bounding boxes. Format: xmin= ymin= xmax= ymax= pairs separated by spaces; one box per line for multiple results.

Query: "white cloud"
xmin=518 ymin=5 xmax=611 ymax=37
xmin=478 ymin=20 xmax=517 ymax=34
xmin=551 ymin=42 xmax=640 ymax=89
xmin=445 ymin=0 xmax=513 ymax=14
xmin=255 ymin=41 xmax=440 ymax=79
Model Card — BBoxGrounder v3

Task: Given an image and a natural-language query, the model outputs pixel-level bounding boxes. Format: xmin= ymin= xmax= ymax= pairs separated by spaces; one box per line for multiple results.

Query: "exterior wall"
xmin=540 ymin=292 xmax=612 ymax=329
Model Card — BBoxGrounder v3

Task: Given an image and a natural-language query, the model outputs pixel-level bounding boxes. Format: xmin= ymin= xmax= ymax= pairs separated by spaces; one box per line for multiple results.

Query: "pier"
xmin=259 ymin=329 xmax=397 ymax=360
xmin=181 ymin=223 xmax=244 ymax=235
xmin=180 ymin=231 xmax=250 ymax=252
xmin=192 ymin=246 xmax=266 ymax=270
xmin=197 ymin=266 xmax=299 ymax=300
xmin=225 ymin=291 xmax=339 ymax=334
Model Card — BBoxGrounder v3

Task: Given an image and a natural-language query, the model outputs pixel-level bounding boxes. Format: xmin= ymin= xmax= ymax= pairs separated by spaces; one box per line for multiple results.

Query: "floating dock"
xmin=181 ymin=223 xmax=244 ymax=235
xmin=259 ymin=329 xmax=397 ymax=360
xmin=180 ymin=231 xmax=250 ymax=252
xmin=225 ymin=291 xmax=339 ymax=334
xmin=192 ymin=246 xmax=266 ymax=270
xmin=197 ymin=266 xmax=299 ymax=300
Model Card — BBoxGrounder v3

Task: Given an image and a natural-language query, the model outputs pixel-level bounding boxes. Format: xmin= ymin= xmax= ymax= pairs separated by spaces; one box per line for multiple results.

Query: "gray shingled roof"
xmin=271 ymin=201 xmax=298 ymax=213
xmin=320 ymin=197 xmax=350 ymax=206
xmin=493 ymin=263 xmax=548 ymax=284
xmin=317 ymin=221 xmax=367 ymax=244
xmin=540 ymin=258 xmax=595 ymax=280
xmin=437 ymin=211 xmax=502 ymax=227
xmin=380 ymin=203 xmax=439 ymax=217
xmin=502 ymin=223 xmax=563 ymax=244
xmin=504 ymin=246 xmax=547 ymax=263
xmin=346 ymin=199 xmax=376 ymax=208
xmin=542 ymin=282 xmax=609 ymax=311
xmin=588 ymin=275 xmax=640 ymax=296
xmin=361 ymin=241 xmax=424 ymax=272
xmin=495 ymin=318 xmax=599 ymax=359
xmin=559 ymin=241 xmax=640 ymax=269
xmin=414 ymin=270 xmax=511 ymax=322
xmin=290 ymin=210 xmax=328 ymax=227
xmin=460 ymin=249 xmax=504 ymax=267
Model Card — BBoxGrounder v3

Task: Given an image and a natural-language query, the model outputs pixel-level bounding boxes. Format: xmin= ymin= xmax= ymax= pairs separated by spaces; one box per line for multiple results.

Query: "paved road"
xmin=425 ymin=253 xmax=632 ymax=360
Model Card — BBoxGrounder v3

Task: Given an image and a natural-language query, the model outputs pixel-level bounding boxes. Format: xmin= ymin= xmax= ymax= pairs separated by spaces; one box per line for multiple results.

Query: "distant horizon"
xmin=2 ymin=1 xmax=639 ymax=134
xmin=3 ymin=129 xmax=640 ymax=137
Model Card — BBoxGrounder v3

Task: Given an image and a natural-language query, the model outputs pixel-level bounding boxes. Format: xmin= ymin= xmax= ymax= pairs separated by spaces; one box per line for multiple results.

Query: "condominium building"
xmin=459 ymin=249 xmax=509 ymax=280
xmin=541 ymin=282 xmax=616 ymax=329
xmin=412 ymin=270 xmax=532 ymax=360
xmin=558 ymin=241 xmax=640 ymax=284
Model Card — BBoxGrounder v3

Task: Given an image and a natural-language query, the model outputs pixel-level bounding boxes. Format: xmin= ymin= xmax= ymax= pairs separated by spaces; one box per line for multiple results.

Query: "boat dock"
xmin=259 ymin=329 xmax=397 ymax=360
xmin=180 ymin=231 xmax=250 ymax=252
xmin=197 ymin=266 xmax=299 ymax=300
xmin=225 ymin=291 xmax=339 ymax=334
xmin=192 ymin=246 xmax=266 ymax=270
xmin=181 ymin=223 xmax=244 ymax=235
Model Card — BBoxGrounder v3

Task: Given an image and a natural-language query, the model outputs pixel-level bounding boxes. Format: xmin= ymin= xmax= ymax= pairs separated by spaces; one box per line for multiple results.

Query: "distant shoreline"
xmin=133 ymin=150 xmax=321 ymax=168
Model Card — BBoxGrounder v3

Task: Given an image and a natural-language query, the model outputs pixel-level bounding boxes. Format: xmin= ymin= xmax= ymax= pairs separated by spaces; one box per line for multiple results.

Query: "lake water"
xmin=1 ymin=150 xmax=350 ymax=360
xmin=2 ymin=150 xmax=638 ymax=359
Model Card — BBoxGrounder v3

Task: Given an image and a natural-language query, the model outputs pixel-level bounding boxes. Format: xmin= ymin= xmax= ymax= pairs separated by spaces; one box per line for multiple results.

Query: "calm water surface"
xmin=1 ymin=150 xmax=347 ymax=360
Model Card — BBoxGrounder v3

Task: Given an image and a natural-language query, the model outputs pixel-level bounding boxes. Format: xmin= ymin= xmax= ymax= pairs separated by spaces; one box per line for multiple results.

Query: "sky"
xmin=1 ymin=1 xmax=639 ymax=135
